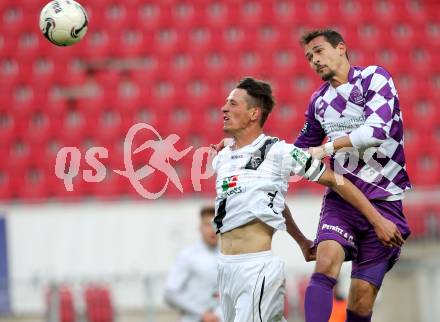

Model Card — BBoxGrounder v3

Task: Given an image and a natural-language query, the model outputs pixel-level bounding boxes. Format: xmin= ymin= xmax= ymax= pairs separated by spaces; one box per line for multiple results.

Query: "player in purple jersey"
xmin=296 ymin=29 xmax=412 ymax=322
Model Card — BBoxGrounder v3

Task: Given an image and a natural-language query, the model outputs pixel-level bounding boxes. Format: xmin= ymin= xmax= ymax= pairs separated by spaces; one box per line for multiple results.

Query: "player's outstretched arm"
xmin=316 ymin=169 xmax=405 ymax=248
xmin=282 ymin=205 xmax=316 ymax=261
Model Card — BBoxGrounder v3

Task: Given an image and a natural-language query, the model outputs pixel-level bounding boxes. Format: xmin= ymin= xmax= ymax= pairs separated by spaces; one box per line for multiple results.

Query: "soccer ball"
xmin=39 ymin=0 xmax=88 ymax=46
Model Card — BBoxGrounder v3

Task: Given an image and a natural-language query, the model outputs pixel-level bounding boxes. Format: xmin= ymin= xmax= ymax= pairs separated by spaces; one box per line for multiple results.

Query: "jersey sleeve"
xmin=349 ymin=66 xmax=396 ymax=149
xmin=294 ymin=95 xmax=326 ymax=148
xmin=279 ymin=142 xmax=326 ymax=182
xmin=212 ymin=155 xmax=219 ymax=173
xmin=164 ymin=251 xmax=203 ymax=316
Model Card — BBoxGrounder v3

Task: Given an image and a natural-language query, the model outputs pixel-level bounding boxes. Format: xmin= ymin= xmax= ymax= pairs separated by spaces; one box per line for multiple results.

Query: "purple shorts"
xmin=315 ymin=191 xmax=411 ymax=288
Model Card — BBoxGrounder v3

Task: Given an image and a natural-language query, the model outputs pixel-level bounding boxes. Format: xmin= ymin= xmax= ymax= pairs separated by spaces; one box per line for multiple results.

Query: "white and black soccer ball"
xmin=39 ymin=0 xmax=88 ymax=46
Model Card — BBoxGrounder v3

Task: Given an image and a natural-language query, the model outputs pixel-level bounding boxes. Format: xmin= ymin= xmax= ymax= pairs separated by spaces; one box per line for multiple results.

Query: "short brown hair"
xmin=300 ymin=29 xmax=348 ymax=59
xmin=200 ymin=206 xmax=215 ymax=217
xmin=236 ymin=77 xmax=275 ymax=127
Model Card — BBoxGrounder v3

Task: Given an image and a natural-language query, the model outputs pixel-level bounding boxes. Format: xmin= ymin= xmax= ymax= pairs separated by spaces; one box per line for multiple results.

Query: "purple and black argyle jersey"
xmin=295 ymin=65 xmax=411 ymax=200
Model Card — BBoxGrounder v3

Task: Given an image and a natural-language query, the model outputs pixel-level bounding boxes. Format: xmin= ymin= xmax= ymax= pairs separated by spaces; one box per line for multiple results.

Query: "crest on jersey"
xmin=349 ymin=86 xmax=365 ymax=105
xmin=245 ymin=137 xmax=279 ymax=170
xmin=220 ymin=175 xmax=244 ymax=198
xmin=222 ymin=175 xmax=238 ymax=192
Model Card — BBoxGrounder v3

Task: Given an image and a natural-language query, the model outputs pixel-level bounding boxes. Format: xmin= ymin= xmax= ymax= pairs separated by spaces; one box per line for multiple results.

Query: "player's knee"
xmin=314 ymin=255 xmax=341 ymax=278
xmin=348 ymin=282 xmax=376 ymax=315
xmin=315 ymin=240 xmax=345 ymax=278
xmin=348 ymin=300 xmax=373 ymax=317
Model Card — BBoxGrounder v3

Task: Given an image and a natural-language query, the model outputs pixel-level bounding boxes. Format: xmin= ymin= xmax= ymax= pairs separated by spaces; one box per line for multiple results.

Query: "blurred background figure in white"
xmin=164 ymin=206 xmax=222 ymax=322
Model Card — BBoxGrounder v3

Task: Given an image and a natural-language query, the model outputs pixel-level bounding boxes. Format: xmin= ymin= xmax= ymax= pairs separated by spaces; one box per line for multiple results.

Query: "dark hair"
xmin=300 ymin=29 xmax=349 ymax=59
xmin=200 ymin=206 xmax=215 ymax=217
xmin=236 ymin=77 xmax=275 ymax=127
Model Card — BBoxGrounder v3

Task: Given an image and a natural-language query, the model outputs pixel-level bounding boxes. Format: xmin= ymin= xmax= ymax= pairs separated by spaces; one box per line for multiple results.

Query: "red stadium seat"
xmin=84 ymin=285 xmax=114 ymax=322
xmin=5 ymin=138 xmax=34 ymax=171
xmin=0 ymin=162 xmax=12 ymax=201
xmin=0 ymin=57 xmax=20 ymax=91
xmin=404 ymin=97 xmax=438 ymax=130
xmin=55 ymin=107 xmax=89 ymax=147
xmin=14 ymin=30 xmax=52 ymax=60
xmin=202 ymin=1 xmax=239 ymax=28
xmin=1 ymin=6 xmax=34 ymax=34
xmin=404 ymin=0 xmax=431 ymax=26
xmin=100 ymin=3 xmax=134 ymax=32
xmin=14 ymin=165 xmax=49 ymax=201
xmin=91 ymin=108 xmax=124 ymax=144
xmin=237 ymin=0 xmax=270 ymax=28
xmin=421 ymin=21 xmax=440 ymax=53
xmin=134 ymin=2 xmax=169 ymax=31
xmin=404 ymin=203 xmax=440 ymax=240
xmin=151 ymin=26 xmax=187 ymax=56
xmin=404 ymin=204 xmax=427 ymax=239
xmin=0 ymin=108 xmax=15 ymax=143
xmin=407 ymin=150 xmax=440 ymax=187
xmin=15 ymin=0 xmax=47 ymax=11
xmin=170 ymin=2 xmax=202 ymax=29
xmin=79 ymin=29 xmax=112 ymax=59
xmin=45 ymin=285 xmax=75 ymax=322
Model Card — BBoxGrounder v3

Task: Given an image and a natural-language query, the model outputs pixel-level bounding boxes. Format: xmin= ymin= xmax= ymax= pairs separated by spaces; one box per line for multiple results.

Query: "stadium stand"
xmin=1 ymin=0 xmax=439 ymax=209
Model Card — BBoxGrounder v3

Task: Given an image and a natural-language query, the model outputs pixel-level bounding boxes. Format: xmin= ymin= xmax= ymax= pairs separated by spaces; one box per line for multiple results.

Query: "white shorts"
xmin=217 ymin=250 xmax=286 ymax=322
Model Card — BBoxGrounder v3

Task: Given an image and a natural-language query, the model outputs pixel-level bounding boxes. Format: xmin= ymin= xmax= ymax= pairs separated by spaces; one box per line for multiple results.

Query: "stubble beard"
xmin=322 ymin=70 xmax=336 ymax=81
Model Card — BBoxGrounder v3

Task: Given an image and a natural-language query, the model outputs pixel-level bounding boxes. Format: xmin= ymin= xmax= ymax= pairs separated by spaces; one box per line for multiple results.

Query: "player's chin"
xmin=321 ymin=71 xmax=335 ymax=81
xmin=223 ymin=124 xmax=233 ymax=134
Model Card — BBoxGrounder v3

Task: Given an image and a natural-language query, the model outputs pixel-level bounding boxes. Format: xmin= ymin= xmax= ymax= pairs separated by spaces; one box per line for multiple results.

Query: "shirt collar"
xmin=229 ymin=133 xmax=266 ymax=151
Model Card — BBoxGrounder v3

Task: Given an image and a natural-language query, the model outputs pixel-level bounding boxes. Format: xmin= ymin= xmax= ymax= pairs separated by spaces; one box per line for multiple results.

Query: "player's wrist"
xmin=298 ymin=238 xmax=312 ymax=248
xmin=323 ymin=141 xmax=335 ymax=156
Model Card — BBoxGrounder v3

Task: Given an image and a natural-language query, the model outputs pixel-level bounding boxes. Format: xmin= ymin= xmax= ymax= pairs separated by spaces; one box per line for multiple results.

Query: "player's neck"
xmin=329 ymin=62 xmax=351 ymax=88
xmin=232 ymin=128 xmax=263 ymax=150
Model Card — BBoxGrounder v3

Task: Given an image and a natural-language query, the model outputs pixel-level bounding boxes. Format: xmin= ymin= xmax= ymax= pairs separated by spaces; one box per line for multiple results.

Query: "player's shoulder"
xmin=359 ymin=65 xmax=392 ymax=80
xmin=213 ymin=139 xmax=233 ymax=167
xmin=276 ymin=142 xmax=311 ymax=165
xmin=258 ymin=135 xmax=287 ymax=158
xmin=262 ymin=135 xmax=280 ymax=146
xmin=269 ymin=138 xmax=302 ymax=155
xmin=310 ymin=82 xmax=330 ymax=103
xmin=263 ymin=135 xmax=282 ymax=149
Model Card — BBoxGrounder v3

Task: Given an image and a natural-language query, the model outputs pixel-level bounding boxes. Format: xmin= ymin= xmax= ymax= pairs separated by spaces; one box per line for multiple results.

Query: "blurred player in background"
xmin=296 ymin=29 xmax=411 ymax=322
xmin=213 ymin=77 xmax=403 ymax=321
xmin=164 ymin=206 xmax=222 ymax=322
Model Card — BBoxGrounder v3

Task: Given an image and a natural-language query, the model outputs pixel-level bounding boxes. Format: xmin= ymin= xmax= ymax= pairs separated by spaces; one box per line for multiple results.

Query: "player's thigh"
xmin=347 ymin=278 xmax=379 ymax=315
xmin=353 ymin=227 xmax=402 ymax=288
xmin=259 ymin=275 xmax=285 ymax=322
xmin=233 ymin=258 xmax=285 ymax=322
xmin=255 ymin=258 xmax=286 ymax=322
xmin=219 ymin=289 xmax=235 ymax=322
xmin=217 ymin=263 xmax=235 ymax=321
xmin=316 ymin=192 xmax=360 ymax=265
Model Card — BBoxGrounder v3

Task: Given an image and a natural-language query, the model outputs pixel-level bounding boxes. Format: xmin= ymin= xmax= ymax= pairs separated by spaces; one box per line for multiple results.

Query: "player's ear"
xmin=250 ymin=107 xmax=260 ymax=122
xmin=338 ymin=42 xmax=347 ymax=57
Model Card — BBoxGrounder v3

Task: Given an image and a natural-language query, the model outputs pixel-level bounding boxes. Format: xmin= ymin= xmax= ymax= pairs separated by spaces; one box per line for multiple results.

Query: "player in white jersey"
xmin=164 ymin=207 xmax=222 ymax=322
xmin=213 ymin=77 xmax=404 ymax=322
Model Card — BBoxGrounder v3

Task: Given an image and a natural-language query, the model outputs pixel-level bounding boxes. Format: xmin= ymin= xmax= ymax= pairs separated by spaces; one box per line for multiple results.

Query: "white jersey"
xmin=164 ymin=242 xmax=222 ymax=322
xmin=212 ymin=133 xmax=325 ymax=234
